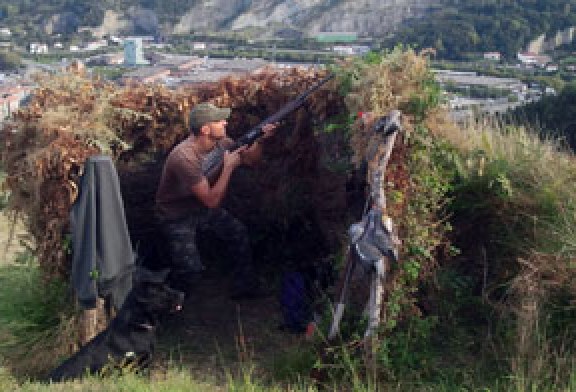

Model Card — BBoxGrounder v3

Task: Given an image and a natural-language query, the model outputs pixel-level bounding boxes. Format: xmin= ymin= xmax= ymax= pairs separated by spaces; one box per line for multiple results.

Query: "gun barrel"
xmin=231 ymin=73 xmax=334 ymax=151
xmin=261 ymin=73 xmax=334 ymax=124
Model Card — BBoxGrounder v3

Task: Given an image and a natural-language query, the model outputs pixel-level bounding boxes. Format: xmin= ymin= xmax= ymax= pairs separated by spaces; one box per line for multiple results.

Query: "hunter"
xmin=155 ymin=103 xmax=277 ymax=299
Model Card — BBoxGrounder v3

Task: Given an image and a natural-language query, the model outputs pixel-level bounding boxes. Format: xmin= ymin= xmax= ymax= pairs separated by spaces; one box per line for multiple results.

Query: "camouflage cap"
xmin=189 ymin=103 xmax=231 ymax=130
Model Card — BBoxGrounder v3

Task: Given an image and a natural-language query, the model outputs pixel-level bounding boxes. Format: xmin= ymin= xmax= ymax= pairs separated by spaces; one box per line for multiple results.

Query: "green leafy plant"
xmin=0 ymin=263 xmax=74 ymax=376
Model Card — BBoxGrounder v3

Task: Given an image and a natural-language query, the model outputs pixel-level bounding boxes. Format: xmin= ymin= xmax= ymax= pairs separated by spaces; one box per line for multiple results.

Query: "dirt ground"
xmin=154 ymin=268 xmax=308 ymax=386
xmin=0 ymin=211 xmax=27 ymax=265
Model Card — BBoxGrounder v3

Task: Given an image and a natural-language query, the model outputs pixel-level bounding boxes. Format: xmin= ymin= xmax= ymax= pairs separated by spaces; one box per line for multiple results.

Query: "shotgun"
xmin=201 ymin=73 xmax=335 ymax=178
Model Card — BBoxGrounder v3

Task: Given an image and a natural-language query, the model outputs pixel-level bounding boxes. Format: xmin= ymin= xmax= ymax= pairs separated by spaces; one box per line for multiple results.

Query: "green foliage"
xmin=0 ymin=263 xmax=72 ymax=375
xmin=387 ymin=0 xmax=576 ymax=60
xmin=377 ymin=316 xmax=438 ymax=378
xmin=431 ymin=121 xmax=576 ymax=388
xmin=270 ymin=345 xmax=317 ymax=382
xmin=448 ymin=124 xmax=576 ymax=257
xmin=408 ymin=79 xmax=442 ymax=121
xmin=512 ymin=81 xmax=576 ymax=149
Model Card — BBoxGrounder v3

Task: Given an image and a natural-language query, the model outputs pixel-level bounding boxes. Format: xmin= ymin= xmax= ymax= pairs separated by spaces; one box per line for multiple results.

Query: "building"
xmin=192 ymin=42 xmax=207 ymax=50
xmin=483 ymin=52 xmax=501 ymax=61
xmin=155 ymin=55 xmax=205 ymax=71
xmin=545 ymin=87 xmax=557 ymax=95
xmin=545 ymin=64 xmax=559 ymax=72
xmin=314 ymin=32 xmax=358 ymax=43
xmin=517 ymin=52 xmax=551 ymax=67
xmin=434 ymin=70 xmax=525 ymax=92
xmin=123 ymin=38 xmax=149 ymax=66
xmin=332 ymin=45 xmax=371 ymax=56
xmin=122 ymin=67 xmax=170 ymax=84
xmin=29 ymin=43 xmax=48 ymax=54
xmin=0 ymin=85 xmax=31 ymax=120
xmin=86 ymin=53 xmax=124 ymax=66
xmin=84 ymin=40 xmax=108 ymax=51
xmin=209 ymin=58 xmax=268 ymax=73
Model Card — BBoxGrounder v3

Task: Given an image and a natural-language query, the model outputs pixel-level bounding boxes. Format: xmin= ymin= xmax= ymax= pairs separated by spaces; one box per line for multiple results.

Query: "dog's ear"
xmin=133 ymin=267 xmax=170 ymax=284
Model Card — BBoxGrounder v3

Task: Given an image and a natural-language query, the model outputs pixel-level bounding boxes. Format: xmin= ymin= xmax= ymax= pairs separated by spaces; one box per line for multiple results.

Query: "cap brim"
xmin=217 ymin=107 xmax=231 ymax=121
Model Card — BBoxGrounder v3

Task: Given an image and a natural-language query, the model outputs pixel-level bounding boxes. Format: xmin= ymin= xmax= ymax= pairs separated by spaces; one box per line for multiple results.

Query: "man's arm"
xmin=240 ymin=141 xmax=263 ymax=166
xmin=190 ymin=149 xmax=242 ymax=209
xmin=239 ymin=123 xmax=278 ymax=166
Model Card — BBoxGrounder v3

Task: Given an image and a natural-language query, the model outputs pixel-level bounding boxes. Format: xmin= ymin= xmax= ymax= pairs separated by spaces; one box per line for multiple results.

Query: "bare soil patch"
xmin=0 ymin=212 xmax=27 ymax=265
xmin=154 ymin=269 xmax=306 ymax=386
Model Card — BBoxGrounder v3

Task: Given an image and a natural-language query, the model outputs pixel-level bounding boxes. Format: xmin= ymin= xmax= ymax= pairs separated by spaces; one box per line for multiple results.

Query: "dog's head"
xmin=131 ymin=268 xmax=184 ymax=314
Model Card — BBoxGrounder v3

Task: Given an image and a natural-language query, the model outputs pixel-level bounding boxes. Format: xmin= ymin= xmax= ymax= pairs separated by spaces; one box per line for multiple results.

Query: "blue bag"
xmin=280 ymin=271 xmax=311 ymax=333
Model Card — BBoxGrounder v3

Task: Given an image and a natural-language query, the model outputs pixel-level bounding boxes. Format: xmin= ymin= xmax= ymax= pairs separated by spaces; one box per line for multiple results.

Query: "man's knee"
xmin=162 ymin=222 xmax=205 ymax=273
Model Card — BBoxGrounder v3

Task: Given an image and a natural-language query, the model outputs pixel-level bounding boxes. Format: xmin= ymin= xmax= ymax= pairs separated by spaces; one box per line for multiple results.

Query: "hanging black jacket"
xmin=70 ymin=155 xmax=135 ymax=309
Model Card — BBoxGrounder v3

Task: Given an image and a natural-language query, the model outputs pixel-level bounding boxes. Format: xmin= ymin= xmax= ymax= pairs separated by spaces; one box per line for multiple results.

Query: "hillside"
xmin=2 ymin=0 xmax=576 ymax=60
xmin=388 ymin=0 xmax=576 ymax=59
xmin=0 ymin=0 xmax=440 ymax=40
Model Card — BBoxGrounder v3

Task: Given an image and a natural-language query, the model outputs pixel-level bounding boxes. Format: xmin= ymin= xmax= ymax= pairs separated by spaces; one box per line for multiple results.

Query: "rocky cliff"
xmin=175 ymin=0 xmax=439 ymax=36
xmin=84 ymin=0 xmax=440 ymax=38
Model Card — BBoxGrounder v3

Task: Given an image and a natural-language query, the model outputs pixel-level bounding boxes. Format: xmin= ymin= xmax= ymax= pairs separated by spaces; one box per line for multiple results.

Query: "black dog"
xmin=48 ymin=269 xmax=184 ymax=382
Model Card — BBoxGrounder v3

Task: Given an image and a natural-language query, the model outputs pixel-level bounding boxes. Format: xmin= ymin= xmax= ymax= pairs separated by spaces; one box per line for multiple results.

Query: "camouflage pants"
xmin=159 ymin=208 xmax=256 ymax=292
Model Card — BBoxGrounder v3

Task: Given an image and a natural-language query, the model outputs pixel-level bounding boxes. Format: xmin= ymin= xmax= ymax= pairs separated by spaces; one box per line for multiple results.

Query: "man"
xmin=155 ymin=103 xmax=276 ymax=299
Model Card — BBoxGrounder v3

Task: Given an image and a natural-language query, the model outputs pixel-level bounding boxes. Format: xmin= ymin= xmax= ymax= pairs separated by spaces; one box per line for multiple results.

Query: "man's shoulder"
xmin=168 ymin=138 xmax=199 ymax=160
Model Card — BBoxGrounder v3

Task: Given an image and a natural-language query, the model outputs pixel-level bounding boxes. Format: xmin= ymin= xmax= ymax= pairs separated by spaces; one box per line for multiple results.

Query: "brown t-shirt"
xmin=155 ymin=135 xmax=234 ymax=221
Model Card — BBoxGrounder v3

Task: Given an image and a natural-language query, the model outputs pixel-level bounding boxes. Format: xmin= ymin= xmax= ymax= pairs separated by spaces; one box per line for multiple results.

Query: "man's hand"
xmin=222 ymin=149 xmax=244 ymax=170
xmin=261 ymin=123 xmax=279 ymax=139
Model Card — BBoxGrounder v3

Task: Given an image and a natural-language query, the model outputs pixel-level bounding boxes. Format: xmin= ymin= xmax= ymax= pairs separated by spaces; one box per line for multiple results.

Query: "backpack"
xmin=279 ymin=271 xmax=311 ymax=333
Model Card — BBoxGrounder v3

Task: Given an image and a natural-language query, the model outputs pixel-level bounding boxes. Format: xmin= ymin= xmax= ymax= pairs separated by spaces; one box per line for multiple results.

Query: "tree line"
xmin=511 ymin=81 xmax=576 ymax=148
xmin=386 ymin=0 xmax=576 ymax=60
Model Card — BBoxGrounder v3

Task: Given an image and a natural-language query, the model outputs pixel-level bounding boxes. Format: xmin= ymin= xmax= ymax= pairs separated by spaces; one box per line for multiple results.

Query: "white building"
xmin=545 ymin=87 xmax=557 ymax=95
xmin=483 ymin=52 xmax=501 ymax=61
xmin=545 ymin=64 xmax=559 ymax=72
xmin=192 ymin=42 xmax=206 ymax=50
xmin=84 ymin=40 xmax=108 ymax=51
xmin=29 ymin=43 xmax=48 ymax=54
xmin=332 ymin=45 xmax=371 ymax=56
xmin=124 ymin=38 xmax=149 ymax=66
xmin=0 ymin=85 xmax=31 ymax=120
xmin=517 ymin=52 xmax=551 ymax=67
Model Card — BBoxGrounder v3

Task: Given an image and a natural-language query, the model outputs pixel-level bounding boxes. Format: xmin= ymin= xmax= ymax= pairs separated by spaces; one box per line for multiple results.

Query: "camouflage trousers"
xmin=158 ymin=208 xmax=256 ymax=292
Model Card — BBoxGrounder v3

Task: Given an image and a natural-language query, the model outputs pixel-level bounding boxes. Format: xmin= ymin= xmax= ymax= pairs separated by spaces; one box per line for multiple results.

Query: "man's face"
xmin=206 ymin=119 xmax=228 ymax=140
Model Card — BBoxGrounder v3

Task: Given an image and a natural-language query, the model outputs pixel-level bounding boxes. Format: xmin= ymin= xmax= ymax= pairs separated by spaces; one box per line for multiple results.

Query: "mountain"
xmin=172 ymin=0 xmax=438 ymax=37
xmin=2 ymin=0 xmax=576 ymax=60
xmin=0 ymin=0 xmax=439 ymax=39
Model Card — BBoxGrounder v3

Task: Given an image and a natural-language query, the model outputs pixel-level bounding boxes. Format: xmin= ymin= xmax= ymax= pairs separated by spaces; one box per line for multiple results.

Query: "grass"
xmin=427 ymin=115 xmax=576 ymax=390
xmin=0 ymin=368 xmax=225 ymax=391
xmin=0 ymin=261 xmax=76 ymax=377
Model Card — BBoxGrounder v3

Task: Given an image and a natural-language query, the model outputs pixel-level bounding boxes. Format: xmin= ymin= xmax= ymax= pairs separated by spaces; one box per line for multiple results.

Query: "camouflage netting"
xmin=0 ymin=51 xmax=444 ymax=323
xmin=0 ymin=51 xmax=455 ymax=377
xmin=0 ymin=67 xmax=354 ymax=279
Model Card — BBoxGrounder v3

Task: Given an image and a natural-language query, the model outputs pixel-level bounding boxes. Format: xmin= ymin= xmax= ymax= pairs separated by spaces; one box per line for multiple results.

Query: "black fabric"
xmin=70 ymin=155 xmax=135 ymax=309
xmin=47 ymin=270 xmax=184 ymax=382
